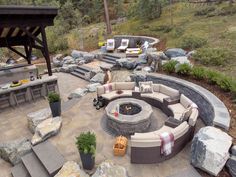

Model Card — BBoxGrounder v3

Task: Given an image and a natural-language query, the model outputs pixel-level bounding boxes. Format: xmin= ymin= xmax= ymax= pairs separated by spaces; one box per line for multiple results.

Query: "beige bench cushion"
xmin=159 ymin=85 xmax=179 ymax=98
xmin=171 ymin=121 xmax=189 ymax=140
xmin=132 ymin=126 xmax=172 ymax=141
xmin=102 ymin=90 xmax=132 ymax=100
xmin=141 ymin=92 xmax=169 ymax=102
xmin=131 ymin=139 xmax=161 ymax=147
xmin=168 ymin=103 xmax=186 ymax=120
xmin=189 ymin=108 xmax=199 ymax=126
xmin=153 ymin=84 xmax=160 ymax=92
xmin=180 ymin=94 xmax=193 ymax=109
xmin=115 ymin=82 xmax=135 ymax=90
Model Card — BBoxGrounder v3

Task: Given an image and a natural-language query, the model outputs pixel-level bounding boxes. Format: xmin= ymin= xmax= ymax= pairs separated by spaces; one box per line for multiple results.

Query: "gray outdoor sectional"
xmin=97 ymin=81 xmax=199 ymax=164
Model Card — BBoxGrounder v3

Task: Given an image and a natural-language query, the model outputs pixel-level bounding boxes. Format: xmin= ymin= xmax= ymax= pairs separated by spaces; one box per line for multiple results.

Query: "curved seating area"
xmin=146 ymin=73 xmax=231 ymax=130
xmin=113 ymin=35 xmax=160 ymax=48
xmin=97 ymin=81 xmax=199 ymax=164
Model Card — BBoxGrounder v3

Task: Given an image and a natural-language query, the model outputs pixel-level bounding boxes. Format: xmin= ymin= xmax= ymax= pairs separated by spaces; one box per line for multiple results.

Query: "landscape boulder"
xmin=55 ymin=161 xmax=89 ymax=177
xmin=0 ymin=138 xmax=31 ymax=165
xmin=31 ymin=117 xmax=62 ymax=145
xmin=71 ymin=50 xmax=84 ymax=58
xmin=130 ymin=71 xmax=147 ymax=84
xmin=68 ymin=88 xmax=88 ymax=99
xmin=27 ymin=108 xmax=51 ymax=133
xmin=226 ymin=155 xmax=236 ymax=177
xmin=90 ymin=73 xmax=105 ymax=84
xmin=60 ymin=64 xmax=78 ymax=73
xmin=231 ymin=145 xmax=236 ymax=155
xmin=86 ymin=83 xmax=101 ymax=92
xmin=83 ymin=53 xmax=95 ymax=63
xmin=62 ymin=56 xmax=75 ymax=64
xmin=191 ymin=126 xmax=232 ymax=176
xmin=116 ymin=58 xmax=137 ymax=70
xmin=92 ymin=161 xmax=128 ymax=177
xmin=52 ymin=54 xmax=64 ymax=67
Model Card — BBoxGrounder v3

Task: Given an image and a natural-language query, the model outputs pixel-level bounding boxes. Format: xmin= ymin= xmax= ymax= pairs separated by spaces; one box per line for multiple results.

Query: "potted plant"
xmin=76 ymin=131 xmax=96 ymax=170
xmin=48 ymin=92 xmax=61 ymax=117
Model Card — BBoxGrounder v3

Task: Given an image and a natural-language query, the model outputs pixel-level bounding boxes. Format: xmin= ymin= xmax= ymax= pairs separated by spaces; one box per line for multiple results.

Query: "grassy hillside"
xmin=112 ymin=2 xmax=236 ymax=77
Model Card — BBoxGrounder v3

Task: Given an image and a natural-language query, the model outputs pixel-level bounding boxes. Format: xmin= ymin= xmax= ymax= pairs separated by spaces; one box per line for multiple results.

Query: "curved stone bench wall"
xmin=113 ymin=35 xmax=159 ymax=48
xmin=144 ymin=73 xmax=231 ymax=131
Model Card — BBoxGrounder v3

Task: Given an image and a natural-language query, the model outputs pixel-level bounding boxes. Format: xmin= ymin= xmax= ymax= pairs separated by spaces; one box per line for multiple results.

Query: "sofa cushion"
xmin=141 ymin=92 xmax=169 ymax=102
xmin=131 ymin=139 xmax=161 ymax=147
xmin=171 ymin=121 xmax=189 ymax=140
xmin=115 ymin=82 xmax=135 ymax=90
xmin=153 ymin=84 xmax=160 ymax=92
xmin=180 ymin=94 xmax=193 ymax=109
xmin=168 ymin=103 xmax=186 ymax=120
xmin=189 ymin=108 xmax=199 ymax=126
xmin=102 ymin=90 xmax=132 ymax=100
xmin=139 ymin=81 xmax=153 ymax=93
xmin=159 ymin=85 xmax=179 ymax=98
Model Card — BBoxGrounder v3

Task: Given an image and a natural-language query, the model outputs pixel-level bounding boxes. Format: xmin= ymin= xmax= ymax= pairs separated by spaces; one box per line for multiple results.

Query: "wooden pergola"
xmin=0 ymin=6 xmax=58 ymax=76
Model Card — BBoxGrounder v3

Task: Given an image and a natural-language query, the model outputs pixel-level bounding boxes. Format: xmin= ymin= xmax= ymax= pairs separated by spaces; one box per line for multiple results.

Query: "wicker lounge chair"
xmin=117 ymin=39 xmax=129 ymax=52
xmin=106 ymin=39 xmax=115 ymax=52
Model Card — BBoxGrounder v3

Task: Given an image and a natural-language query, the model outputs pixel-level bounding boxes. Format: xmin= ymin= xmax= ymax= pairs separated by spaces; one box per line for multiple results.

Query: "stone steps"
xmin=70 ymin=65 xmax=93 ymax=80
xmin=101 ymin=54 xmax=120 ymax=65
xmin=11 ymin=141 xmax=65 ymax=177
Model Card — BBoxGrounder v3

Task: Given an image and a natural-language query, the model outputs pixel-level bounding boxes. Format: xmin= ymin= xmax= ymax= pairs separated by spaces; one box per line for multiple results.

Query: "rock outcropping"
xmin=31 ymin=117 xmax=62 ymax=145
xmin=92 ymin=161 xmax=128 ymax=177
xmin=191 ymin=126 xmax=232 ymax=176
xmin=0 ymin=138 xmax=31 ymax=165
xmin=55 ymin=161 xmax=89 ymax=177
xmin=27 ymin=108 xmax=51 ymax=133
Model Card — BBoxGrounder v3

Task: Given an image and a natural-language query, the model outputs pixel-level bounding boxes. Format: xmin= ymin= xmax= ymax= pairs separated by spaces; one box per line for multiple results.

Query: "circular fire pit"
xmin=105 ymin=98 xmax=153 ymax=135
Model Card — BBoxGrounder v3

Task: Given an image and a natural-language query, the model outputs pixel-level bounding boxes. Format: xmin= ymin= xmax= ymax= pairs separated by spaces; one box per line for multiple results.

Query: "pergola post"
xmin=40 ymin=26 xmax=52 ymax=76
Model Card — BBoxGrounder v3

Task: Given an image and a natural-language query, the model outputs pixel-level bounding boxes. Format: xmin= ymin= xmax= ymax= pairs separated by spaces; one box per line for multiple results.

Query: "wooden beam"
xmin=19 ymin=26 xmax=43 ymax=46
xmin=8 ymin=46 xmax=27 ymax=59
xmin=40 ymin=26 xmax=52 ymax=76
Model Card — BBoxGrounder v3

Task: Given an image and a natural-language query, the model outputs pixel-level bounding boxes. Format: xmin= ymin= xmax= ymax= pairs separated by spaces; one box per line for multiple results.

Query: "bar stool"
xmin=46 ymin=80 xmax=58 ymax=95
xmin=13 ymin=88 xmax=28 ymax=106
xmin=30 ymin=84 xmax=43 ymax=100
xmin=0 ymin=92 xmax=11 ymax=108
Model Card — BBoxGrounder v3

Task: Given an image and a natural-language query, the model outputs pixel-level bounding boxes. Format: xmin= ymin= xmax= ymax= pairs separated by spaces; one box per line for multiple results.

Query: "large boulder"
xmin=191 ymin=126 xmax=232 ymax=176
xmin=53 ymin=54 xmax=64 ymax=67
xmin=130 ymin=71 xmax=147 ymax=85
xmin=31 ymin=117 xmax=62 ymax=145
xmin=68 ymin=88 xmax=88 ymax=99
xmin=0 ymin=138 xmax=31 ymax=165
xmin=231 ymin=145 xmax=236 ymax=155
xmin=60 ymin=64 xmax=78 ymax=73
xmin=83 ymin=53 xmax=95 ymax=63
xmin=54 ymin=161 xmax=89 ymax=177
xmin=226 ymin=155 xmax=236 ymax=177
xmin=116 ymin=58 xmax=137 ymax=70
xmin=71 ymin=50 xmax=84 ymax=58
xmin=90 ymin=68 xmax=103 ymax=78
xmin=90 ymin=73 xmax=105 ymax=84
xmin=86 ymin=83 xmax=102 ymax=92
xmin=27 ymin=108 xmax=51 ymax=133
xmin=92 ymin=161 xmax=128 ymax=177
xmin=62 ymin=56 xmax=75 ymax=64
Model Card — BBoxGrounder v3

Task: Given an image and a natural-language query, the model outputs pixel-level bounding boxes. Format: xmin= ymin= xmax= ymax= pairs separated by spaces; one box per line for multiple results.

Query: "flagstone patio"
xmin=0 ymin=72 xmax=204 ymax=177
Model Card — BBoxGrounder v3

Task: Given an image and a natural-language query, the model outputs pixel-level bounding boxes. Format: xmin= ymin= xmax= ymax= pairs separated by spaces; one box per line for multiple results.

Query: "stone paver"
xmin=0 ymin=72 xmax=205 ymax=177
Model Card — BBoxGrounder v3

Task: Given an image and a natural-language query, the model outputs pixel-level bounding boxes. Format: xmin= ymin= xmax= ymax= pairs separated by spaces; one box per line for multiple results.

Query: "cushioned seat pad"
xmin=141 ymin=92 xmax=169 ymax=102
xmin=102 ymin=90 xmax=132 ymax=100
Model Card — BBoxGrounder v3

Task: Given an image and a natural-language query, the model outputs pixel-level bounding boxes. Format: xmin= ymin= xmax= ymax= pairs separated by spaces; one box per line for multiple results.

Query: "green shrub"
xmin=48 ymin=92 xmax=61 ymax=103
xmin=205 ymin=70 xmax=221 ymax=85
xmin=150 ymin=25 xmax=173 ymax=33
xmin=76 ymin=131 xmax=96 ymax=155
xmin=216 ymin=75 xmax=233 ymax=92
xmin=170 ymin=27 xmax=184 ymax=38
xmin=218 ymin=5 xmax=236 ymax=16
xmin=179 ymin=35 xmax=207 ymax=50
xmin=192 ymin=48 xmax=233 ymax=66
xmin=175 ymin=63 xmax=192 ymax=76
xmin=194 ymin=6 xmax=216 ymax=16
xmin=191 ymin=66 xmax=206 ymax=80
xmin=162 ymin=60 xmax=178 ymax=74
